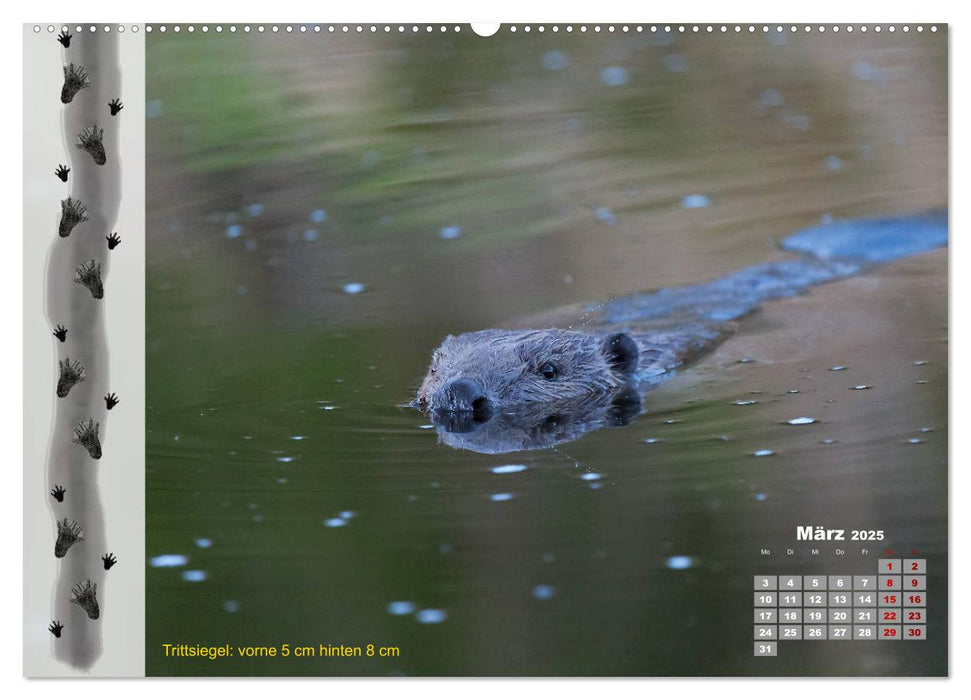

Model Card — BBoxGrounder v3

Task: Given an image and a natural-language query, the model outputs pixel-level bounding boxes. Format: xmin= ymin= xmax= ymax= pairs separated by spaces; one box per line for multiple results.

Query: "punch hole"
xmin=33 ymin=25 xmax=40 ymax=32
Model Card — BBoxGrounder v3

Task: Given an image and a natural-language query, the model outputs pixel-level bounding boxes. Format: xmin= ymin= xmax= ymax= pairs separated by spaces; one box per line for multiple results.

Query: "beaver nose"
xmin=436 ymin=378 xmax=492 ymax=417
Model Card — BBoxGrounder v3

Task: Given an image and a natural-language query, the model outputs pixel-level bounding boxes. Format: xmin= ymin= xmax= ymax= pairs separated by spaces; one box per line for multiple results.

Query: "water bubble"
xmin=226 ymin=224 xmax=243 ymax=239
xmin=787 ymin=417 xmax=816 ymax=425
xmin=541 ymin=553 xmax=555 ymax=564
xmin=759 ymin=89 xmax=783 ymax=107
xmin=820 ymin=438 xmax=837 ymax=445
xmin=682 ymin=194 xmax=711 ymax=209
xmin=343 ymin=283 xmax=366 ymax=295
xmin=246 ymin=203 xmax=264 ymax=217
xmin=387 ymin=601 xmax=415 ymax=616
xmin=753 ymin=449 xmax=774 ymax=457
xmin=146 ymin=99 xmax=164 ymax=118
xmin=303 ymin=229 xmax=319 ymax=242
xmin=734 ymin=400 xmax=757 ymax=406
xmin=340 ymin=511 xmax=356 ymax=519
xmin=829 ymin=365 xmax=847 ymax=371
xmin=907 ymin=438 xmax=924 ymax=445
xmin=666 ymin=555 xmax=693 ymax=570
xmin=782 ymin=114 xmax=811 ymax=130
xmin=194 ymin=538 xmax=213 ymax=548
xmin=222 ymin=600 xmax=240 ymax=613
xmin=913 ymin=360 xmax=927 ymax=366
xmin=533 ymin=584 xmax=556 ymax=600
xmin=276 ymin=456 xmax=294 ymax=463
xmin=490 ymin=493 xmax=514 ymax=502
xmin=362 ymin=149 xmax=380 ymax=166
xmin=595 ymin=206 xmax=616 ymax=225
xmin=490 ymin=464 xmax=527 ymax=474
xmin=290 ymin=435 xmax=307 ymax=441
xmin=416 ymin=609 xmax=448 ymax=624
xmin=150 ymin=554 xmax=188 ymax=567
xmin=643 ymin=438 xmax=662 ymax=444
xmin=664 ymin=53 xmax=688 ymax=72
xmin=244 ymin=239 xmax=257 ymax=252
xmin=182 ymin=570 xmax=207 ymax=582
xmin=541 ymin=50 xmax=570 ymax=71
xmin=599 ymin=66 xmax=630 ymax=87
xmin=323 ymin=517 xmax=347 ymax=528
xmin=580 ymin=472 xmax=602 ymax=481
xmin=851 ymin=385 xmax=871 ymax=390
xmin=824 ymin=155 xmax=844 ymax=171
xmin=310 ymin=209 xmax=328 ymax=223
xmin=439 ymin=225 xmax=462 ymax=240
xmin=754 ymin=493 xmax=768 ymax=502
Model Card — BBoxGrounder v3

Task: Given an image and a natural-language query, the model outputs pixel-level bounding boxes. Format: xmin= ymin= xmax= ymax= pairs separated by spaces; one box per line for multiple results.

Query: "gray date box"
xmin=828 ymin=591 xmax=852 ymax=607
xmin=804 ymin=592 xmax=827 ymax=607
xmin=755 ymin=625 xmax=777 ymax=640
xmin=855 ymin=609 xmax=877 ymax=623
xmin=903 ymin=592 xmax=926 ymax=607
xmin=828 ymin=575 xmax=851 ymax=591
xmin=779 ymin=592 xmax=802 ymax=607
xmin=881 ymin=609 xmax=901 ymax=624
xmin=879 ymin=575 xmax=901 ymax=591
xmin=904 ymin=609 xmax=926 ymax=624
xmin=779 ymin=608 xmax=802 ymax=624
xmin=803 ymin=625 xmax=827 ymax=640
xmin=754 ymin=642 xmax=777 ymax=657
xmin=878 ymin=558 xmax=901 ymax=574
xmin=853 ymin=575 xmax=876 ymax=590
xmin=905 ymin=575 xmax=926 ymax=591
xmin=754 ymin=609 xmax=776 ymax=623
xmin=878 ymin=592 xmax=901 ymax=607
xmin=754 ymin=592 xmax=777 ymax=607
xmin=903 ymin=558 xmax=926 ymax=574
xmin=879 ymin=625 xmax=902 ymax=640
xmin=803 ymin=575 xmax=827 ymax=590
xmin=778 ymin=576 xmax=801 ymax=590
xmin=828 ymin=625 xmax=852 ymax=640
xmin=854 ymin=592 xmax=876 ymax=606
xmin=754 ymin=575 xmax=777 ymax=590
xmin=854 ymin=625 xmax=877 ymax=640
xmin=779 ymin=625 xmax=801 ymax=640
xmin=828 ymin=608 xmax=852 ymax=624
xmin=804 ymin=609 xmax=826 ymax=624
xmin=903 ymin=624 xmax=926 ymax=640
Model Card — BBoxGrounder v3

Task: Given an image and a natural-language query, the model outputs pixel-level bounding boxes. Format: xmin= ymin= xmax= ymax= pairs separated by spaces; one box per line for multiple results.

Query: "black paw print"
xmin=50 ymin=485 xmax=66 ymax=502
xmin=55 ymin=165 xmax=70 ymax=182
xmin=49 ymin=621 xmax=63 ymax=638
xmin=104 ymin=393 xmax=119 ymax=410
xmin=106 ymin=232 xmax=121 ymax=250
xmin=102 ymin=553 xmax=118 ymax=570
xmin=108 ymin=98 xmax=123 ymax=116
xmin=53 ymin=325 xmax=68 ymax=342
xmin=57 ymin=30 xmax=71 ymax=48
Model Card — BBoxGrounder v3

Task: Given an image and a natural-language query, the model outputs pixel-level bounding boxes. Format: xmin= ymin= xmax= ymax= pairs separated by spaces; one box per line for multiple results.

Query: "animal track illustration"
xmin=56 ymin=358 xmax=86 ymax=398
xmin=74 ymin=260 xmax=104 ymax=299
xmin=50 ymin=485 xmax=66 ymax=502
xmin=102 ymin=553 xmax=117 ymax=570
xmin=53 ymin=325 xmax=68 ymax=342
xmin=55 ymin=164 xmax=70 ymax=182
xmin=108 ymin=98 xmax=123 ymax=116
xmin=60 ymin=64 xmax=90 ymax=104
xmin=76 ymin=126 xmax=106 ymax=165
xmin=106 ymin=232 xmax=121 ymax=250
xmin=104 ymin=393 xmax=119 ymax=410
xmin=72 ymin=419 xmax=102 ymax=459
xmin=49 ymin=621 xmax=63 ymax=638
xmin=54 ymin=518 xmax=84 ymax=558
xmin=57 ymin=29 xmax=72 ymax=47
xmin=58 ymin=197 xmax=88 ymax=238
xmin=69 ymin=580 xmax=100 ymax=620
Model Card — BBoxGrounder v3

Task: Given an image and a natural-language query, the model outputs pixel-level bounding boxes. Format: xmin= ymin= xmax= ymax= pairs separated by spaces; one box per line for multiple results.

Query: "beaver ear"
xmin=602 ymin=332 xmax=639 ymax=377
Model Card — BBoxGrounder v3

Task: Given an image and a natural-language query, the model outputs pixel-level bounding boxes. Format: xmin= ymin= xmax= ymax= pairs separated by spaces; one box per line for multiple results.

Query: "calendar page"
xmin=21 ymin=16 xmax=949 ymax=679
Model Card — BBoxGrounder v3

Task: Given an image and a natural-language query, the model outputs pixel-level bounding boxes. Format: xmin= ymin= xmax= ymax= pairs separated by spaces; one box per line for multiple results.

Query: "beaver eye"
xmin=539 ymin=362 xmax=558 ymax=380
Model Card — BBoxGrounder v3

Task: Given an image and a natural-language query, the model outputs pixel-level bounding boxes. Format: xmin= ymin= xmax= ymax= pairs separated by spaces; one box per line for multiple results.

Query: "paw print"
xmin=106 ymin=232 xmax=121 ymax=250
xmin=57 ymin=29 xmax=72 ymax=47
xmin=58 ymin=197 xmax=88 ymax=238
xmin=53 ymin=325 xmax=68 ymax=342
xmin=109 ymin=98 xmax=123 ymax=116
xmin=49 ymin=621 xmax=63 ymax=638
xmin=61 ymin=64 xmax=90 ymax=104
xmin=104 ymin=393 xmax=119 ymax=410
xmin=55 ymin=164 xmax=70 ymax=182
xmin=102 ymin=553 xmax=118 ymax=570
xmin=70 ymin=580 xmax=100 ymax=620
xmin=74 ymin=260 xmax=104 ymax=299
xmin=54 ymin=518 xmax=84 ymax=558
xmin=76 ymin=126 xmax=106 ymax=166
xmin=72 ymin=418 xmax=102 ymax=460
xmin=50 ymin=485 xmax=66 ymax=502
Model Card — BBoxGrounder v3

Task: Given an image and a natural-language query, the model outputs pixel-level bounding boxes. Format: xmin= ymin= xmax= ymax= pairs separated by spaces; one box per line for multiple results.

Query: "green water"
xmin=146 ymin=27 xmax=947 ymax=676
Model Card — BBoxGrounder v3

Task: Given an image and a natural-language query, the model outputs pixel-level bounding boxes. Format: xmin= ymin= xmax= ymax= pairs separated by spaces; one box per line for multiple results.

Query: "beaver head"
xmin=416 ymin=328 xmax=639 ymax=429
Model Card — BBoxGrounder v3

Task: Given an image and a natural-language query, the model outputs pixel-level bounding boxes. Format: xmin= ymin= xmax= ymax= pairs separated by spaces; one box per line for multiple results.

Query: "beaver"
xmin=415 ymin=209 xmax=947 ymax=452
